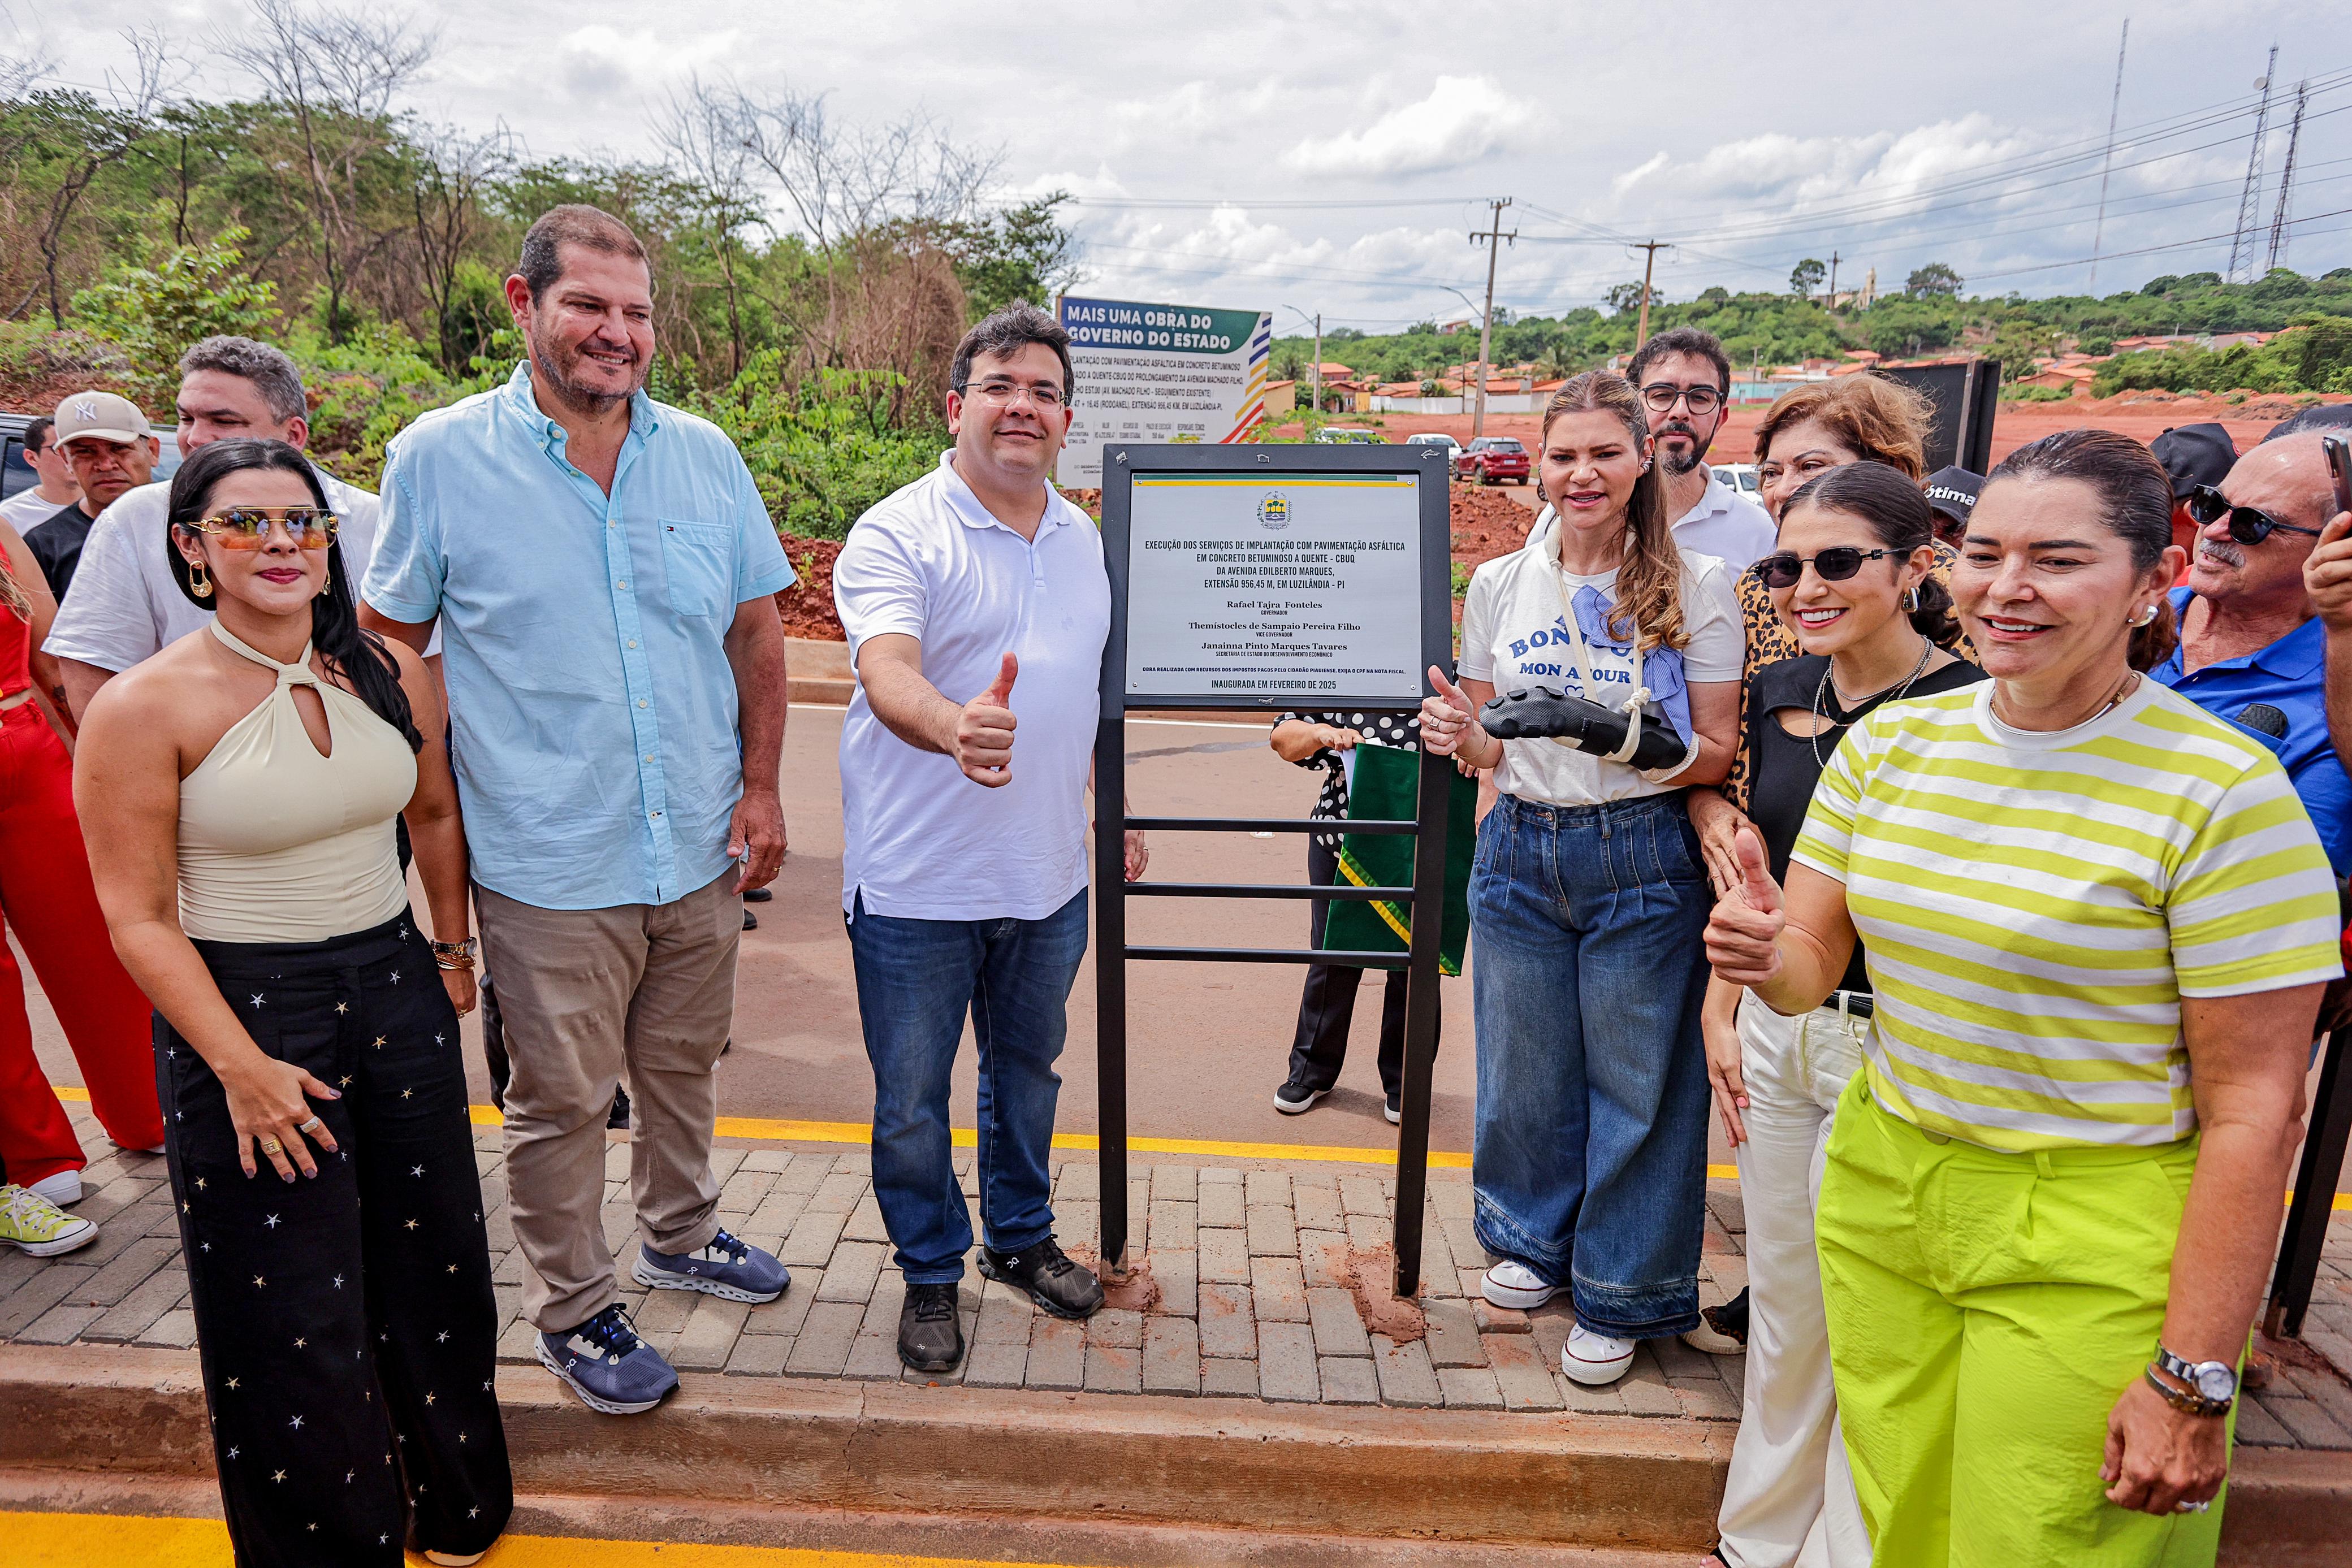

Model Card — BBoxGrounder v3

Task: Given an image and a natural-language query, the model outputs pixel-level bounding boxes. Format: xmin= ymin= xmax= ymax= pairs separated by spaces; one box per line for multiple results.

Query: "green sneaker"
xmin=0 ymin=1184 xmax=98 ymax=1257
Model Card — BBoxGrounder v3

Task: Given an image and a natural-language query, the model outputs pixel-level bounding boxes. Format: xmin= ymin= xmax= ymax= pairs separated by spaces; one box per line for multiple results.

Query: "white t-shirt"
xmin=0 ymin=486 xmax=74 ymax=533
xmin=1671 ymin=469 xmax=1777 ymax=568
xmin=42 ymin=468 xmax=412 ymax=672
xmin=1458 ymin=511 xmax=1742 ymax=807
xmin=833 ymin=452 xmax=1111 ymax=921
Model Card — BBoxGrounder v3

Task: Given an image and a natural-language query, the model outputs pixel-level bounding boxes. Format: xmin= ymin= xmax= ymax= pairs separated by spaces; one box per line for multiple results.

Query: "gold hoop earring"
xmin=2132 ymin=604 xmax=2159 ymax=627
xmin=189 ymin=560 xmax=213 ymax=599
xmin=1903 ymin=585 xmax=1921 ymax=612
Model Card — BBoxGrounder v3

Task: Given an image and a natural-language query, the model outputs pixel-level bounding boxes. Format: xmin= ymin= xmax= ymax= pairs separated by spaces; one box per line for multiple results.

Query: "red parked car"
xmin=1458 ymin=436 xmax=1530 ymax=485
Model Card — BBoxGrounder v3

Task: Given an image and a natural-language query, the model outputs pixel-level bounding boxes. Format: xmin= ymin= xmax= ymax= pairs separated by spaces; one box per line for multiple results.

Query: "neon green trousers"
xmin=1814 ymin=1076 xmax=2230 ymax=1566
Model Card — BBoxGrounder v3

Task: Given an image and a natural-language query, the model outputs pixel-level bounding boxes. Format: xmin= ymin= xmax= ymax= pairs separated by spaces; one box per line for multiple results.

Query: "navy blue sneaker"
xmin=537 ymin=1304 xmax=677 ymax=1415
xmin=632 ymin=1227 xmax=789 ymax=1303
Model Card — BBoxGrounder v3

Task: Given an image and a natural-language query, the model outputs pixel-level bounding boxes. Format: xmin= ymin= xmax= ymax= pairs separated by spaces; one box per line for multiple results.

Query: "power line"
xmin=1968 ymin=203 xmax=2352 ymax=282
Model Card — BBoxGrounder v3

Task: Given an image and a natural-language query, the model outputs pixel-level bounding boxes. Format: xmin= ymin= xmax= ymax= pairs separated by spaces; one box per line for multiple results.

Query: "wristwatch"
xmin=429 ymin=937 xmax=478 ymax=971
xmin=2148 ymin=1343 xmax=2238 ymax=1417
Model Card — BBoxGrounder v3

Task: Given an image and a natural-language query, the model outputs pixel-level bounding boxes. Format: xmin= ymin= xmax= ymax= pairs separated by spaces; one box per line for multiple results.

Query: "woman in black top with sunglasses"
xmin=1702 ymin=462 xmax=1982 ymax=1568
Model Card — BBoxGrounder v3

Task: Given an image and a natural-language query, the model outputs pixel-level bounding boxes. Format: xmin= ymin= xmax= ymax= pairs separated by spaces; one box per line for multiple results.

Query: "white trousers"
xmin=1715 ymin=994 xmax=1873 ymax=1568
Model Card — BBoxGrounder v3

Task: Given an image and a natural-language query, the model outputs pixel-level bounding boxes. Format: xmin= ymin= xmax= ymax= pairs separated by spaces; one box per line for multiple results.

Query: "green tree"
xmin=1905 ymin=262 xmax=1964 ymax=298
xmin=1789 ymin=258 xmax=1827 ymax=298
xmin=72 ymin=228 xmax=279 ymax=377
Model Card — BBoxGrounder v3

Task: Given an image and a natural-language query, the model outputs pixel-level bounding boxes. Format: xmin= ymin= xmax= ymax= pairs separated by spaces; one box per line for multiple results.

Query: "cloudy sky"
xmin=13 ymin=0 xmax=2352 ymax=328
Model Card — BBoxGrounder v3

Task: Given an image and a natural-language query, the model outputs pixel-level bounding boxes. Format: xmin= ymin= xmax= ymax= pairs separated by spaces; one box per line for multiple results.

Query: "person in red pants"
xmin=0 ymin=521 xmax=160 ymax=1201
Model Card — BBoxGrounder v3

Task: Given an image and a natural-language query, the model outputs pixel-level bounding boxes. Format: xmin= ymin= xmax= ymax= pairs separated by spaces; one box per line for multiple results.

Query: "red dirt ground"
xmin=772 ymin=534 xmax=844 ymax=640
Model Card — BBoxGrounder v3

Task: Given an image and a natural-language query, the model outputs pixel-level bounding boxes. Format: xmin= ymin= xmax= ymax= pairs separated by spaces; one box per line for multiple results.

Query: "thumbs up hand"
xmin=1704 ymin=826 xmax=1788 ymax=986
xmin=1420 ymin=664 xmax=1481 ymax=760
xmin=954 ymin=652 xmax=1019 ymax=787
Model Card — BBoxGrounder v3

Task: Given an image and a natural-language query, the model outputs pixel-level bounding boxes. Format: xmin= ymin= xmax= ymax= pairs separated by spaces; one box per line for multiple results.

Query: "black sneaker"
xmin=743 ymin=887 xmax=773 ymax=903
xmin=742 ymin=908 xmax=759 ymax=932
xmin=978 ymin=1236 xmax=1103 ymax=1320
xmin=1383 ymin=1090 xmax=1403 ymax=1125
xmin=607 ymin=1084 xmax=632 ymax=1131
xmin=1273 ymin=1075 xmax=1328 ymax=1115
xmin=898 ymin=1281 xmax=965 ymax=1372
xmin=1478 ymin=686 xmax=1685 ymax=770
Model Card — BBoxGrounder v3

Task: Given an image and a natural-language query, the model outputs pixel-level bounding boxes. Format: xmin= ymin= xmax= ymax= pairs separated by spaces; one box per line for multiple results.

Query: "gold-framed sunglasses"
xmin=184 ymin=506 xmax=341 ymax=551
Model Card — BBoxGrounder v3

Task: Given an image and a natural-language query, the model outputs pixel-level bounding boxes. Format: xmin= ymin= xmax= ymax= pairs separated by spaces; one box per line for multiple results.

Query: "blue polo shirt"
xmin=362 ymin=363 xmax=795 ymax=910
xmin=2152 ymin=586 xmax=2352 ymax=877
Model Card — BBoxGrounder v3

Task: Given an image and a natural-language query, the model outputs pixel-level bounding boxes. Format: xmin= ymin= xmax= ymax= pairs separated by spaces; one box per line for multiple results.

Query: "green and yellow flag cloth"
xmin=1319 ymin=742 xmax=1476 ymax=976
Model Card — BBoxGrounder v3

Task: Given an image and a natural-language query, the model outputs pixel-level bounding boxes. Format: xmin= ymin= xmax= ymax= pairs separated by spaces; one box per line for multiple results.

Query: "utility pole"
xmin=2227 ymin=46 xmax=2279 ymax=284
xmin=1630 ymin=239 xmax=1670 ymax=353
xmin=1468 ymin=197 xmax=1515 ymax=438
xmin=2089 ymin=18 xmax=2130 ymax=291
xmin=1828 ymin=251 xmax=1840 ymax=304
xmin=2267 ymin=81 xmax=2309 ymax=270
xmin=1312 ymin=313 xmax=1322 ymax=416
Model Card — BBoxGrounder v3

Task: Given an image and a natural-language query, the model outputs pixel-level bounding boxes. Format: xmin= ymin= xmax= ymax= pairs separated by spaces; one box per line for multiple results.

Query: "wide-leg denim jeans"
xmin=845 ymin=889 xmax=1088 ymax=1283
xmin=1469 ymin=791 xmax=1714 ymax=1339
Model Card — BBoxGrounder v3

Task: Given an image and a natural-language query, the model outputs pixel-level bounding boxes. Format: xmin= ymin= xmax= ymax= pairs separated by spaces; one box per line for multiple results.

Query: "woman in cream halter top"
xmin=74 ymin=439 xmax=512 ymax=1567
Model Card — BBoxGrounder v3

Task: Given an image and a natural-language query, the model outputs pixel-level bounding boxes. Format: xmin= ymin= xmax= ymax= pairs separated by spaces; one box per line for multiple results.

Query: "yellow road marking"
xmin=50 ymin=1083 xmax=2352 ymax=1203
xmin=2 ymin=1510 xmax=1097 ymax=1566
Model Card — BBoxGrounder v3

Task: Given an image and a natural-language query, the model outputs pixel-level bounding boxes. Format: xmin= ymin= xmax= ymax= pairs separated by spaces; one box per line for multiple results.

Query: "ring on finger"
xmin=2172 ymin=1500 xmax=2210 ymax=1514
xmin=259 ymin=1137 xmax=284 ymax=1155
xmin=296 ymin=1116 xmax=324 ymax=1136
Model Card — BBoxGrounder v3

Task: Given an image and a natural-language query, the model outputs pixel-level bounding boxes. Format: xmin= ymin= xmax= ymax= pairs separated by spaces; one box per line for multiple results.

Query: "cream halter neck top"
xmin=176 ymin=621 xmax=418 ymax=943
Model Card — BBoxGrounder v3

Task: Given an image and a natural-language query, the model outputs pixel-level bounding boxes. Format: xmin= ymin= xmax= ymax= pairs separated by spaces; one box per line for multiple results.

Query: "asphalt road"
xmin=22 ymin=711 xmax=2351 ymax=1199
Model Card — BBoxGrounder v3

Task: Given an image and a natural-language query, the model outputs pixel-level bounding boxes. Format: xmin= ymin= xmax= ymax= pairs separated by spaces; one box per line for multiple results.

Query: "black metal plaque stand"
xmin=1091 ymin=441 xmax=1455 ymax=1299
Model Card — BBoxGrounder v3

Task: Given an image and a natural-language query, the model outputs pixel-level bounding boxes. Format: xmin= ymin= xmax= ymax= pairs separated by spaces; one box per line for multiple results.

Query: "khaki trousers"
xmin=477 ymin=872 xmax=742 ymax=1332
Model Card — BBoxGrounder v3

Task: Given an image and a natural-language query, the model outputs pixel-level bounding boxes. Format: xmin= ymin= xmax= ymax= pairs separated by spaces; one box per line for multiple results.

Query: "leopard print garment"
xmin=1720 ymin=540 xmax=1974 ymax=812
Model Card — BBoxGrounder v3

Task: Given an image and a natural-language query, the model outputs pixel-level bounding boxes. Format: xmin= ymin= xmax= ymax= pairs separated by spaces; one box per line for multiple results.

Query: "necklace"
xmin=1991 ymin=669 xmax=2138 ymax=735
xmin=1810 ymin=635 xmax=1933 ymax=769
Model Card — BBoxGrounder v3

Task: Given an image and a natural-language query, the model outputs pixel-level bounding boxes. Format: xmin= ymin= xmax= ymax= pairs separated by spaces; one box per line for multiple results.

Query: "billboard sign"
xmin=1054 ymin=295 xmax=1273 ymax=487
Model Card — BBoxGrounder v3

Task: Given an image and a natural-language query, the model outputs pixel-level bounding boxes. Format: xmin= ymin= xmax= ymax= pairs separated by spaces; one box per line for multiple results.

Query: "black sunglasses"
xmin=1757 ymin=547 xmax=1895 ymax=590
xmin=2186 ymin=484 xmax=2322 ymax=545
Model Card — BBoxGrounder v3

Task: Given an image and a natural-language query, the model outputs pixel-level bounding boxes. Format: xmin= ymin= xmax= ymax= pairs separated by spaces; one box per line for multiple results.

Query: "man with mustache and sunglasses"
xmin=2148 ymin=433 xmax=2352 ymax=878
xmin=1625 ymin=327 xmax=1776 ymax=569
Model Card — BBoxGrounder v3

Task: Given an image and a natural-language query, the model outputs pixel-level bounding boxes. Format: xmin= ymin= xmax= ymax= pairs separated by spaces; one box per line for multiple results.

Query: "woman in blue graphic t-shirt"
xmin=1421 ymin=371 xmax=1744 ymax=1388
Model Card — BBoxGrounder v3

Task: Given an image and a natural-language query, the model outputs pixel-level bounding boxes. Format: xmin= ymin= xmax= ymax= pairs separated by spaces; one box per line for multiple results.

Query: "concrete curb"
xmin=2 ymin=1345 xmax=2342 ymax=1558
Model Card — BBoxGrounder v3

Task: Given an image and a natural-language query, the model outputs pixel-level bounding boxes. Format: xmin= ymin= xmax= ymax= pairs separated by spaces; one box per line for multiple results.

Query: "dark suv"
xmin=1457 ymin=436 xmax=1529 ymax=486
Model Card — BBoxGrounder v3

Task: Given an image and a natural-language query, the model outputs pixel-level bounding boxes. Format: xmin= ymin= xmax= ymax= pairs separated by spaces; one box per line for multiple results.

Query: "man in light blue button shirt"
xmin=361 ymin=206 xmax=794 ymax=1416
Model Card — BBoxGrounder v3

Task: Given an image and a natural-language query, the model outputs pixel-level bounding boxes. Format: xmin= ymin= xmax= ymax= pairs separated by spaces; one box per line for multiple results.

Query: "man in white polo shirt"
xmin=1624 ymin=326 xmax=1776 ymax=568
xmin=45 ymin=336 xmax=392 ymax=718
xmin=834 ymin=304 xmax=1146 ymax=1375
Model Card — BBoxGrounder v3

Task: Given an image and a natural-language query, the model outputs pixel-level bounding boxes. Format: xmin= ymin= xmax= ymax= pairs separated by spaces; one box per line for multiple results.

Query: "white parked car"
xmin=1713 ymin=462 xmax=1761 ymax=496
xmin=1404 ymin=431 xmax=1463 ymax=477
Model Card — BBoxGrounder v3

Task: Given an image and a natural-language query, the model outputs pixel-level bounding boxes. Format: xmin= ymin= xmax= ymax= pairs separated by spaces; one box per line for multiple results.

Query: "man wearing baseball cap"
xmin=1921 ymin=465 xmax=1981 ymax=545
xmin=2151 ymin=423 xmax=2237 ymax=581
xmin=26 ymin=392 xmax=155 ymax=601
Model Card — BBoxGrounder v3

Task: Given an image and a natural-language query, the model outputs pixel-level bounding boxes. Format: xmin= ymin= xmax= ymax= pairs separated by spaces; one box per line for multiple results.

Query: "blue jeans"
xmin=845 ymin=889 xmax=1088 ymax=1283
xmin=1469 ymin=792 xmax=1714 ymax=1339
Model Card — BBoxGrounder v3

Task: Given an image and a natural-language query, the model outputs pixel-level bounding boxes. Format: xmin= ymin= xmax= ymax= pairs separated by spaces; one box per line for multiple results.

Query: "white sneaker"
xmin=1562 ymin=1323 xmax=1636 ymax=1386
xmin=27 ymin=1169 xmax=81 ymax=1206
xmin=1481 ymin=1259 xmax=1564 ymax=1310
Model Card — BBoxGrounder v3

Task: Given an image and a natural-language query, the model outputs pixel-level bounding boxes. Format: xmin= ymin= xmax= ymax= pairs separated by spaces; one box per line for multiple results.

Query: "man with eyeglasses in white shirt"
xmin=1625 ymin=327 xmax=1776 ymax=569
xmin=833 ymin=304 xmax=1147 ymax=1376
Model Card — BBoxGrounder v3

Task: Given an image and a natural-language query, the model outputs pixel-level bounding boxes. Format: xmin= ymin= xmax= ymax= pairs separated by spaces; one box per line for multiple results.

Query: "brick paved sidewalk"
xmin=6 ymin=1103 xmax=2350 ymax=1445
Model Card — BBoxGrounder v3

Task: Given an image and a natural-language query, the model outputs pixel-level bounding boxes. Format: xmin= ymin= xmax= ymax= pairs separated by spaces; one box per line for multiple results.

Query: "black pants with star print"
xmin=159 ymin=911 xmax=513 ymax=1567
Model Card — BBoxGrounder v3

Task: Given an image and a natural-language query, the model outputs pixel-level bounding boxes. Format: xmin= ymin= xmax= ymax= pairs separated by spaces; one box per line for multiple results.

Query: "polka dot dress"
xmin=1276 ymin=709 xmax=1424 ymax=850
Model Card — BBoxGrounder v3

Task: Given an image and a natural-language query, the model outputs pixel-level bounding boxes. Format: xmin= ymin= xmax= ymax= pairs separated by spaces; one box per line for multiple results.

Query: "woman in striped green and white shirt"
xmin=1706 ymin=428 xmax=2340 ymax=1566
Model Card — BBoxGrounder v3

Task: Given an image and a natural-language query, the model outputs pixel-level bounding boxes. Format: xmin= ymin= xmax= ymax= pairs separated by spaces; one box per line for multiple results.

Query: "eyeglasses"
xmin=957 ymin=378 xmax=1069 ymax=410
xmin=1641 ymin=382 xmax=1723 ymax=416
xmin=2186 ymin=484 xmax=2322 ymax=545
xmin=1757 ymin=547 xmax=1896 ymax=590
xmin=184 ymin=506 xmax=340 ymax=551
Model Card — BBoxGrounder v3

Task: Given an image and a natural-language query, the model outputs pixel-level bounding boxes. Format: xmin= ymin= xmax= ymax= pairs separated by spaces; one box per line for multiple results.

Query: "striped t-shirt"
xmin=1793 ymin=678 xmax=2341 ymax=1151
